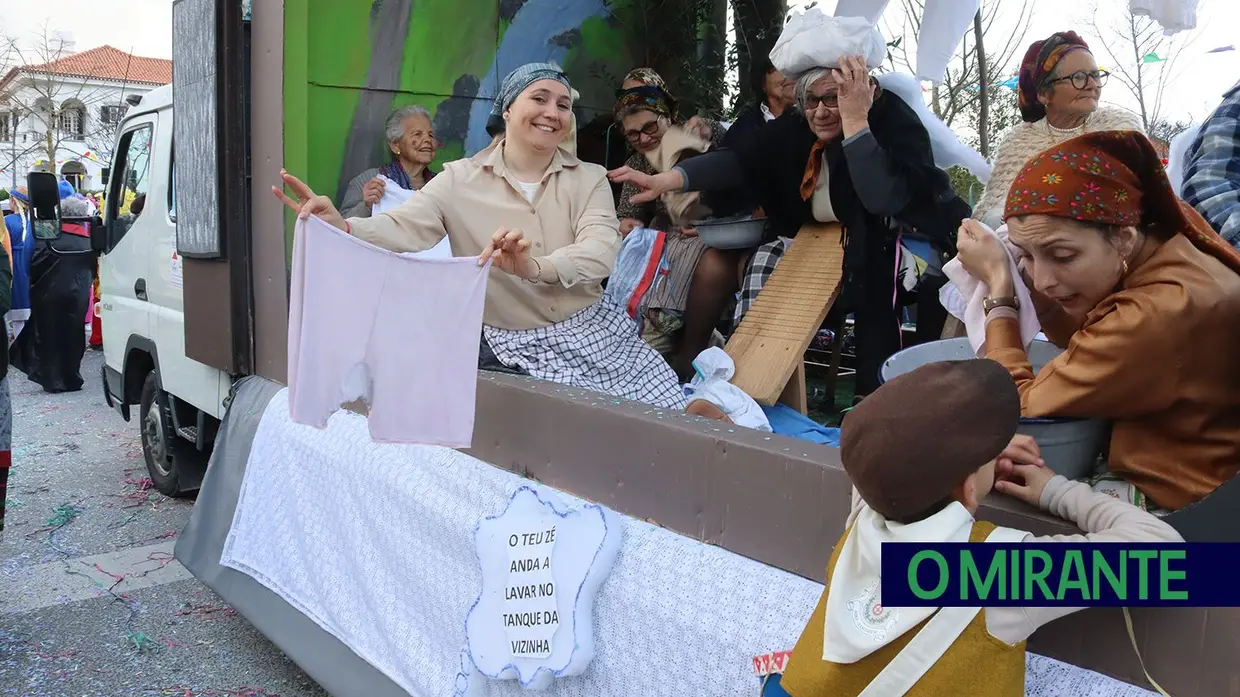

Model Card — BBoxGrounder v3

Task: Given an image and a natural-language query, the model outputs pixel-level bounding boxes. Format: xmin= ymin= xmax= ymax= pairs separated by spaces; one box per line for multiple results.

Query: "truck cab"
xmin=98 ymin=84 xmax=231 ymax=496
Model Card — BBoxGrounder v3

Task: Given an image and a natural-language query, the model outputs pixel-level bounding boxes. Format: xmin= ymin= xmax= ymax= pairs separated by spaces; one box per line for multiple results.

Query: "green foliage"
xmin=948 ymin=167 xmax=984 ymax=207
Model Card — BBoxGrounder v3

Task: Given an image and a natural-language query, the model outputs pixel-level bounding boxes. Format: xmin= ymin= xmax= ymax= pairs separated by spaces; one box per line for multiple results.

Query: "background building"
xmin=0 ymin=37 xmax=171 ymax=192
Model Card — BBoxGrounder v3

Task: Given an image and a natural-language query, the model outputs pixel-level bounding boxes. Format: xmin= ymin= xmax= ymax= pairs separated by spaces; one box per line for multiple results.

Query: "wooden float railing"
xmin=451 ymin=372 xmax=1240 ymax=697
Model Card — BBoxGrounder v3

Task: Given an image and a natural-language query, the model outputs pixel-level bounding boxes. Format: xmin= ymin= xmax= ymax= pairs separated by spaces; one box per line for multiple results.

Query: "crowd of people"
xmin=277 ymin=18 xmax=1240 ymax=522
xmin=271 ymin=13 xmax=1235 ymax=692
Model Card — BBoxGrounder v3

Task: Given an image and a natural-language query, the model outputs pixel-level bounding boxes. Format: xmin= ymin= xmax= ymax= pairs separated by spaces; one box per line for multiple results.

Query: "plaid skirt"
xmin=733 ymin=238 xmax=790 ymax=330
xmin=0 ymin=377 xmax=11 ymax=533
xmin=483 ymin=299 xmax=688 ymax=410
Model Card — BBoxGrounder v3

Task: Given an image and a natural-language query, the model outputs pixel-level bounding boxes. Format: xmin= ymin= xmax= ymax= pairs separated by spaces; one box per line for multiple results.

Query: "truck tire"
xmin=139 ymin=371 xmax=204 ymax=498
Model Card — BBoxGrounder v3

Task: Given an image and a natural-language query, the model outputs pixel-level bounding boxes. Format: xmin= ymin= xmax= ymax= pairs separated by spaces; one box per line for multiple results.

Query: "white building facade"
xmin=0 ymin=44 xmax=172 ymax=193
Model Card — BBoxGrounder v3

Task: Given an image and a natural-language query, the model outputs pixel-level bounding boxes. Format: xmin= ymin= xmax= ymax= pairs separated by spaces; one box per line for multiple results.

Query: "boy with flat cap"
xmin=779 ymin=359 xmax=1181 ymax=697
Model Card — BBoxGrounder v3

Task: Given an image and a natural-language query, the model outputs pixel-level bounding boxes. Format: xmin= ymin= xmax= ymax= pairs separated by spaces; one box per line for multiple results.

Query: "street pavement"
xmin=0 ymin=350 xmax=329 ymax=697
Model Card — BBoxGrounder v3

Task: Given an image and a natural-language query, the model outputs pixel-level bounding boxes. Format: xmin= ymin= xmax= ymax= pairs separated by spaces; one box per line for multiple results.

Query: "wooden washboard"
xmin=725 ymin=223 xmax=847 ymax=409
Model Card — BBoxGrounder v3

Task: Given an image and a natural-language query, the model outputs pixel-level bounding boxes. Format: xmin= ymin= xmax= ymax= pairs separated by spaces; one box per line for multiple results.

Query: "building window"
xmin=0 ymin=112 xmax=10 ymax=142
xmin=59 ymin=102 xmax=86 ymax=140
xmin=100 ymin=104 xmax=126 ymax=128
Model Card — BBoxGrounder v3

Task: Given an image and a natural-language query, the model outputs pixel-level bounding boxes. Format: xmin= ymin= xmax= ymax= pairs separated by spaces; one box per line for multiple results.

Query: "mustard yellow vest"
xmin=780 ymin=521 xmax=1025 ymax=697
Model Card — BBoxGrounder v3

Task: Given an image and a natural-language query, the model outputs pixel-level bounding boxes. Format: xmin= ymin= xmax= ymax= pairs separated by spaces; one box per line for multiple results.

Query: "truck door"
xmin=101 ymin=118 xmax=157 ymax=375
xmin=152 ymin=151 xmax=228 ymax=419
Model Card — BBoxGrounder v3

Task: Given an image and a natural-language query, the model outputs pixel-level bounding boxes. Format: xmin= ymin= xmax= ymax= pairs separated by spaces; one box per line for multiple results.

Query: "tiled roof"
xmin=12 ymin=45 xmax=172 ymax=86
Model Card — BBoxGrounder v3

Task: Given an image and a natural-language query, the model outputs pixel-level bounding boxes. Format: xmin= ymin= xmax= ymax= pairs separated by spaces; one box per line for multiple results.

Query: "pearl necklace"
xmin=1045 ymin=113 xmax=1091 ymax=137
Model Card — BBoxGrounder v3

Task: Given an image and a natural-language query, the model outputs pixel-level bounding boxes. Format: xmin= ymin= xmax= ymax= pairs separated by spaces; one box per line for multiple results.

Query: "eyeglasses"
xmin=803 ymin=92 xmax=840 ymax=112
xmin=1047 ymin=70 xmax=1110 ymax=90
xmin=623 ymin=119 xmax=662 ymax=143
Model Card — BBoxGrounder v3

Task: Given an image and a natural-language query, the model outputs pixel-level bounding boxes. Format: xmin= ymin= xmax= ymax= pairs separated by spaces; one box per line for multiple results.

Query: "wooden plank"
xmin=778 ymin=362 xmax=808 ymax=415
xmin=726 ymin=223 xmax=846 ymax=405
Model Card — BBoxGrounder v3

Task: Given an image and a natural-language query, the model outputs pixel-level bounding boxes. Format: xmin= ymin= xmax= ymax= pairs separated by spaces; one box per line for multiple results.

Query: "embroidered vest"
xmin=780 ymin=521 xmax=1025 ymax=697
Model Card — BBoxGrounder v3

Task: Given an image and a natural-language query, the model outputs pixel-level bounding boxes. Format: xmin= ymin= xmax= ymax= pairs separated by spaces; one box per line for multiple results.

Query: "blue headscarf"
xmin=490 ymin=62 xmax=572 ymax=117
xmin=58 ymin=180 xmax=75 ymax=200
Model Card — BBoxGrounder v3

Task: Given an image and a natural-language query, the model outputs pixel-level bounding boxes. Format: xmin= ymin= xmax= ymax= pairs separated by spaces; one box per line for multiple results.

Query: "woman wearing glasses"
xmin=609 ymin=50 xmax=966 ymax=399
xmin=971 ymin=31 xmax=1143 ymax=229
xmin=612 ymin=68 xmax=727 ymax=372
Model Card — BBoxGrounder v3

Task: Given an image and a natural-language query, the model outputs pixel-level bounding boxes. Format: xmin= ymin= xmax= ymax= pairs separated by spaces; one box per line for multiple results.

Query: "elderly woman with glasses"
xmin=611 ymin=68 xmax=728 ymax=371
xmin=971 ymin=32 xmax=1143 ymax=229
xmin=609 ymin=53 xmax=968 ymax=399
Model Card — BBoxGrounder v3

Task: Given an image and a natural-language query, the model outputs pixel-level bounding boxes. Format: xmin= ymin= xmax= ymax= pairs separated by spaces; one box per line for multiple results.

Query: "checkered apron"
xmin=482 ymin=299 xmax=688 ymax=410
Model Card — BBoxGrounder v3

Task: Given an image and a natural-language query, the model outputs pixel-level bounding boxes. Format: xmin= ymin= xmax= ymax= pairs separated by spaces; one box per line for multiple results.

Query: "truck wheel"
xmin=139 ymin=371 xmax=203 ymax=498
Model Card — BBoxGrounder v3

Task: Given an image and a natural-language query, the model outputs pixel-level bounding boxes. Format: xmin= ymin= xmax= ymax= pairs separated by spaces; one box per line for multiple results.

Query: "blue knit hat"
xmin=491 ymin=62 xmax=572 ymax=117
xmin=58 ymin=180 xmax=75 ymax=200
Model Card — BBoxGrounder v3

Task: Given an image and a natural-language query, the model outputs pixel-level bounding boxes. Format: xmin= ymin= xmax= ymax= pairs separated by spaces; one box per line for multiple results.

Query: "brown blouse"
xmin=985 ymin=234 xmax=1240 ymax=511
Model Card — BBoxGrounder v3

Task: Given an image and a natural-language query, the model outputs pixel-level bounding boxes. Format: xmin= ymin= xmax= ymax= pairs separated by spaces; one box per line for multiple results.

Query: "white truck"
xmin=97 ymin=84 xmax=232 ymax=497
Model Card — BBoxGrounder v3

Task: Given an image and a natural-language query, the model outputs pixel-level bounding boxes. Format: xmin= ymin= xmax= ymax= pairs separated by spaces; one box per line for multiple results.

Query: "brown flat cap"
xmin=841 ymin=360 xmax=1020 ymax=521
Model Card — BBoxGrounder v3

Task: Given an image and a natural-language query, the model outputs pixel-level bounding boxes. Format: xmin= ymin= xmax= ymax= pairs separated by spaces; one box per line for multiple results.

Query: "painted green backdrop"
xmin=281 ymin=0 xmax=724 ymax=244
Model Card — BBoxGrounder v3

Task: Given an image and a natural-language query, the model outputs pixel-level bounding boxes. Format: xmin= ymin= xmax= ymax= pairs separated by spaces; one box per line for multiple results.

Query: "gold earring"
xmin=1121 ymin=259 xmax=1130 ymax=276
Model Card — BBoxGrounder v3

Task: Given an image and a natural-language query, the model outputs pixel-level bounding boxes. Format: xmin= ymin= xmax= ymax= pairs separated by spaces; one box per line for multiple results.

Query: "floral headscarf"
xmin=1004 ymin=130 xmax=1240 ymax=276
xmin=613 ymin=67 xmax=678 ymax=121
xmin=1017 ymin=31 xmax=1091 ymax=123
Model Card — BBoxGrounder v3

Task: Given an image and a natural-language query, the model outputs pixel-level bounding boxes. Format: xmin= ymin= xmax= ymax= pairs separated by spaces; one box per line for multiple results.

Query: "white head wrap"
xmin=769 ymin=8 xmax=887 ymax=81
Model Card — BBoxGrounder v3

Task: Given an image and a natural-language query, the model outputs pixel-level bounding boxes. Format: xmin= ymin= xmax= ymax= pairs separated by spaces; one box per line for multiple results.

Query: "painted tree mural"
xmin=281 ymin=0 xmax=725 ymax=207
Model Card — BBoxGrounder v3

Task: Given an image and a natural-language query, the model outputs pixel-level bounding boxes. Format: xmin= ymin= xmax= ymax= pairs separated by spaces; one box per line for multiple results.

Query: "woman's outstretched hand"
xmin=271 ymin=170 xmax=348 ymax=232
xmin=478 ymin=227 xmax=537 ymax=280
xmin=607 ymin=167 xmax=685 ymax=205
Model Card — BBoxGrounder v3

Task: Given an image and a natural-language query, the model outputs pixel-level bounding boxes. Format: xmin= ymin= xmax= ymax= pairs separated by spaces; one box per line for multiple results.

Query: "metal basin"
xmin=879 ymin=338 xmax=1109 ymax=480
xmin=694 ymin=214 xmax=767 ymax=250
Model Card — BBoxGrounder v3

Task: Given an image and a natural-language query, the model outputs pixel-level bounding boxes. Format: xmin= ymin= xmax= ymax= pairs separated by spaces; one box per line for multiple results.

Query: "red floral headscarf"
xmin=1003 ymin=130 xmax=1240 ymax=276
xmin=1018 ymin=31 xmax=1091 ymax=123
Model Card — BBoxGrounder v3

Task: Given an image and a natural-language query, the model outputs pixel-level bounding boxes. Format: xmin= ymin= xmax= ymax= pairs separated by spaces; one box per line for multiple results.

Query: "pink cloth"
xmin=287 ymin=216 xmax=490 ymax=447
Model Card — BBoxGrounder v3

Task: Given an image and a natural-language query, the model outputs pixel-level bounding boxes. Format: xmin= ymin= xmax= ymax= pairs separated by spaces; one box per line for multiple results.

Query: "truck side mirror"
xmin=26 ymin=171 xmax=61 ymax=241
xmin=90 ymin=216 xmax=108 ymax=253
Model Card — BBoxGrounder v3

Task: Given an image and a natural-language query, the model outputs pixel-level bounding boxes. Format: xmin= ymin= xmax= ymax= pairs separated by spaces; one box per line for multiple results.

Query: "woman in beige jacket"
xmin=274 ymin=63 xmax=690 ymax=411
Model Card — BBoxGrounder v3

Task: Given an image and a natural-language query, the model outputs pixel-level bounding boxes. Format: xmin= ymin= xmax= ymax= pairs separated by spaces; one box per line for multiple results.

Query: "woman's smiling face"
xmin=506 ymin=79 xmax=573 ymax=152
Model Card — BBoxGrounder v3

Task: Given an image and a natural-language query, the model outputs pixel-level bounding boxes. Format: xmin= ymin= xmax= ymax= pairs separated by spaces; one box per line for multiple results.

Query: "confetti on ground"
xmin=142 ymin=687 xmax=283 ymax=696
xmin=176 ymin=604 xmax=238 ymax=620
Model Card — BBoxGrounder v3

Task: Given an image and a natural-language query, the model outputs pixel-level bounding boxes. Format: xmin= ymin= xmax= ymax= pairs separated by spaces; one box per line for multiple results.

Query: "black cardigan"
xmin=683 ymin=90 xmax=968 ymax=291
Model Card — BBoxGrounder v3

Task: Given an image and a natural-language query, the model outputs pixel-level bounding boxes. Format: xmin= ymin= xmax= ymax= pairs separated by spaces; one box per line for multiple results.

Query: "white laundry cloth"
xmin=770 ymin=7 xmax=887 ymax=79
xmin=682 ymin=347 xmax=772 ymax=432
xmin=372 ymin=175 xmax=453 ymax=258
xmin=288 ymin=215 xmax=489 ymax=446
xmin=833 ymin=0 xmax=890 ymax=23
xmin=1130 ymin=0 xmax=1199 ymax=35
xmin=915 ymin=0 xmax=982 ymax=84
xmin=939 ymin=222 xmax=1040 ymax=356
xmin=833 ymin=0 xmax=982 ymax=85
xmin=1165 ymin=121 xmax=1204 ymax=196
xmin=219 ymin=388 xmax=1161 ymax=697
xmin=876 ymin=72 xmax=992 ymax=183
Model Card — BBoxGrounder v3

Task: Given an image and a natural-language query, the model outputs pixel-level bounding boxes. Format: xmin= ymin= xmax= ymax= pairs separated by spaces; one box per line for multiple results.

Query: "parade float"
xmin=92 ymin=0 xmax=1238 ymax=694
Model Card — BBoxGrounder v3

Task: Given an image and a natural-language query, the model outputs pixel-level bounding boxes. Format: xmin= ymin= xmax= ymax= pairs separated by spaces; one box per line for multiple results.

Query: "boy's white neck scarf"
xmin=822 ymin=502 xmax=974 ymax=663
